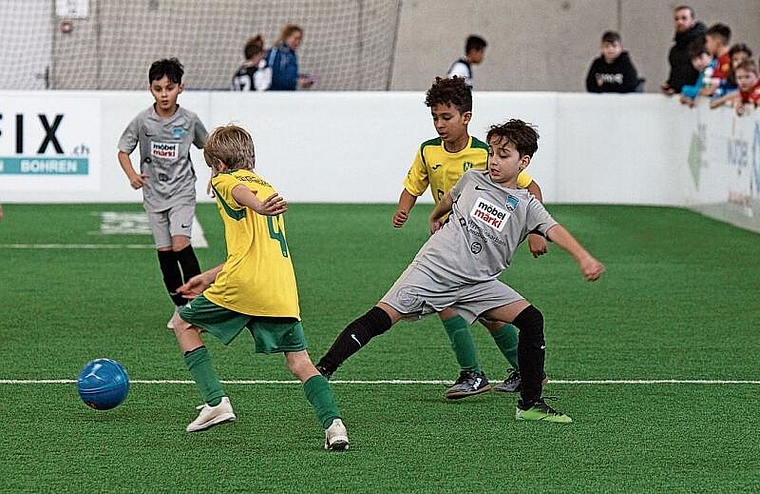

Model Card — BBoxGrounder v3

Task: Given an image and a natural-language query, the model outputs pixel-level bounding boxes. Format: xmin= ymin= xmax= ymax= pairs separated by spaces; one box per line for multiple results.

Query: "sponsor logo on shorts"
xmin=151 ymin=142 xmax=178 ymax=159
xmin=470 ymin=197 xmax=508 ymax=231
xmin=470 ymin=242 xmax=482 ymax=254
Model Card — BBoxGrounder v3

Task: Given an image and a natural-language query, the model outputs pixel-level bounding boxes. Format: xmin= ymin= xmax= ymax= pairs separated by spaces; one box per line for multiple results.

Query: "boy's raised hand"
xmin=527 ymin=233 xmax=548 ymax=257
xmin=231 ymin=185 xmax=287 ymax=216
xmin=256 ymin=193 xmax=288 ymax=216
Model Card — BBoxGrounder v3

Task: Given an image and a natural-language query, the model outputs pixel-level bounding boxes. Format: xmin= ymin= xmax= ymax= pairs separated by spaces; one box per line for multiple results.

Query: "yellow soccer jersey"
xmin=204 ymin=169 xmax=300 ymax=319
xmin=403 ymin=136 xmax=533 ymax=203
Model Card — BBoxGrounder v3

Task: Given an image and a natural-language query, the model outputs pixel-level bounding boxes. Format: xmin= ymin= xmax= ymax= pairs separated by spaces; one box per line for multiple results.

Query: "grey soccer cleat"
xmin=444 ymin=370 xmax=491 ymax=400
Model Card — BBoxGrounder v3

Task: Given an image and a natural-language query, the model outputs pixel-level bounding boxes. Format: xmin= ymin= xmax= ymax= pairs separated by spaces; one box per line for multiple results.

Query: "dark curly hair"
xmin=486 ymin=119 xmax=539 ymax=158
xmin=425 ymin=76 xmax=472 ymax=113
xmin=148 ymin=57 xmax=184 ymax=84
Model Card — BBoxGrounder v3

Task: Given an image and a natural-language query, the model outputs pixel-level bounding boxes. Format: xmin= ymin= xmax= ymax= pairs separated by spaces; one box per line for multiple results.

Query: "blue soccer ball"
xmin=77 ymin=358 xmax=130 ymax=410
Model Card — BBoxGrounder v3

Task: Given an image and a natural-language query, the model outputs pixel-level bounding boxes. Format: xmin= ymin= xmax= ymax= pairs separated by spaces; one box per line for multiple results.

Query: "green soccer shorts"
xmin=179 ymin=294 xmax=308 ymax=353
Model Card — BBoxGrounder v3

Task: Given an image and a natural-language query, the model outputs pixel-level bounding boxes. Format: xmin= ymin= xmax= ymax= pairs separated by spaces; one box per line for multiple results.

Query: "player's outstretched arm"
xmin=546 ymin=224 xmax=605 ymax=281
xmin=232 ymin=185 xmax=287 ymax=216
xmin=429 ymin=191 xmax=453 ymax=233
xmin=177 ymin=264 xmax=225 ymax=298
xmin=393 ymin=189 xmax=419 ymax=228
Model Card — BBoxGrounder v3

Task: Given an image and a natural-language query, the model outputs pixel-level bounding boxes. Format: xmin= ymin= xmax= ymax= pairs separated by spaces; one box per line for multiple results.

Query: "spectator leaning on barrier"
xmin=705 ymin=24 xmax=731 ymax=80
xmin=232 ymin=35 xmax=272 ymax=91
xmin=711 ymin=43 xmax=753 ymax=106
xmin=585 ymin=31 xmax=641 ymax=93
xmin=447 ymin=35 xmax=487 ymax=88
xmin=680 ymin=41 xmax=716 ymax=107
xmin=662 ymin=5 xmax=706 ymax=95
xmin=734 ymin=59 xmax=760 ymax=116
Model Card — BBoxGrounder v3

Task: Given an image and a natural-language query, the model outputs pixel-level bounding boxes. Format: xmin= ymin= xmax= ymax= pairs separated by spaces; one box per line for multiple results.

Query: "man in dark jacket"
xmin=661 ymin=5 xmax=706 ymax=94
xmin=586 ymin=31 xmax=641 ymax=93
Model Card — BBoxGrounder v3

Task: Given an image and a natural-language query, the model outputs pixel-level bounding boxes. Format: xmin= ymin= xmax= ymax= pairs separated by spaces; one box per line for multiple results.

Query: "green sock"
xmin=442 ymin=315 xmax=481 ymax=373
xmin=490 ymin=324 xmax=519 ymax=369
xmin=183 ymin=346 xmax=224 ymax=406
xmin=304 ymin=374 xmax=341 ymax=429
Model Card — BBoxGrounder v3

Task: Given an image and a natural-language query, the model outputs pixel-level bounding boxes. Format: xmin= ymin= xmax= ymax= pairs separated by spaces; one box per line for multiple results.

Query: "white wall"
xmin=1 ymin=90 xmax=759 ymax=230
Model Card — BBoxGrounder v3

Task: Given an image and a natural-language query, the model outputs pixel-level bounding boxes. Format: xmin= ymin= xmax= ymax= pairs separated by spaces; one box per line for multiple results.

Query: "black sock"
xmin=175 ymin=245 xmax=201 ymax=283
xmin=317 ymin=306 xmax=392 ymax=373
xmin=512 ymin=305 xmax=545 ymax=406
xmin=157 ymin=250 xmax=185 ymax=306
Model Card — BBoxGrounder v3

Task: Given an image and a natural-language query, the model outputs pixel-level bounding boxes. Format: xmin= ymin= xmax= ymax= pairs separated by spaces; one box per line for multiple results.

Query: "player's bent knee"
xmin=284 ymin=350 xmax=317 ymax=381
xmin=512 ymin=305 xmax=544 ymax=346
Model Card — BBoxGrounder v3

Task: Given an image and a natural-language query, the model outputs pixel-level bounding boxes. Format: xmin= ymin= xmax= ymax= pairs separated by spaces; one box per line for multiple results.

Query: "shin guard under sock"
xmin=183 ymin=346 xmax=224 ymax=406
xmin=175 ymin=245 xmax=201 ymax=282
xmin=512 ymin=306 xmax=545 ymax=405
xmin=157 ymin=250 xmax=185 ymax=306
xmin=316 ymin=306 xmax=392 ymax=373
xmin=304 ymin=374 xmax=341 ymax=429
xmin=490 ymin=323 xmax=520 ymax=369
xmin=442 ymin=315 xmax=480 ymax=373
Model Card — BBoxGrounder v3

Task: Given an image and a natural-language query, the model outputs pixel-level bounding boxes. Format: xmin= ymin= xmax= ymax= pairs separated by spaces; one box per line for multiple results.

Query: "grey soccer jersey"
xmin=118 ymin=105 xmax=208 ymax=212
xmin=413 ymin=169 xmax=557 ymax=285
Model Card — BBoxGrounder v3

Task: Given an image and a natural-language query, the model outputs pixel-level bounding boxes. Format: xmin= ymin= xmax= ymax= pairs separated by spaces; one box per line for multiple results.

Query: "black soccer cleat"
xmin=492 ymin=369 xmax=549 ymax=393
xmin=316 ymin=364 xmax=334 ymax=380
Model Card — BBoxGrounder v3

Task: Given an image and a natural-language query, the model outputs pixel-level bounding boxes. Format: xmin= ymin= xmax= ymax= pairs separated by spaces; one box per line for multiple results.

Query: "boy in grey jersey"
xmin=318 ymin=120 xmax=605 ymax=422
xmin=117 ymin=58 xmax=208 ymax=329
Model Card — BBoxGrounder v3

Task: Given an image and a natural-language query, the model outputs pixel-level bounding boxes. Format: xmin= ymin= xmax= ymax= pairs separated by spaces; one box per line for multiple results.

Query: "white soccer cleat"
xmin=324 ymin=418 xmax=349 ymax=451
xmin=186 ymin=396 xmax=236 ymax=432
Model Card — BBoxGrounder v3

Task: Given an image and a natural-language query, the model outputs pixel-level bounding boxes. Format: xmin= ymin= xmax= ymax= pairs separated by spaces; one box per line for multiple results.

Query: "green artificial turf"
xmin=0 ymin=203 xmax=758 ymax=493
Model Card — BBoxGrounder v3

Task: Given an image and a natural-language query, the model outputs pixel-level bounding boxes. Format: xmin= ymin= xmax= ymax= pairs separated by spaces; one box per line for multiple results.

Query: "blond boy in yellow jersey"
xmin=171 ymin=124 xmax=349 ymax=451
xmin=392 ymin=77 xmax=548 ymax=398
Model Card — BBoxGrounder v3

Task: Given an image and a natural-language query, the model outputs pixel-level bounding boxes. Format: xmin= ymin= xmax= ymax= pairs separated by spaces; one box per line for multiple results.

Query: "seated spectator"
xmin=680 ymin=42 xmax=716 ymax=107
xmin=662 ymin=5 xmax=707 ymax=95
xmin=231 ymin=35 xmax=272 ymax=91
xmin=447 ymin=35 xmax=487 ymax=88
xmin=266 ymin=24 xmax=315 ymax=91
xmin=585 ymin=31 xmax=640 ymax=93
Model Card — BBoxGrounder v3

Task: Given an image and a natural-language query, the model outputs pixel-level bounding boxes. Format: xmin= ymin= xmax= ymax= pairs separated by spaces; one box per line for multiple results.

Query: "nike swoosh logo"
xmin=432 ymin=164 xmax=441 ymax=170
xmin=475 ymin=185 xmax=487 ymax=191
xmin=350 ymin=334 xmax=362 ymax=347
xmin=180 ymin=223 xmax=192 ymax=228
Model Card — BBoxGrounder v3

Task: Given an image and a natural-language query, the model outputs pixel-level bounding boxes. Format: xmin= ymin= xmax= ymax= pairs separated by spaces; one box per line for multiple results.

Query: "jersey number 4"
xmin=266 ymin=215 xmax=289 ymax=258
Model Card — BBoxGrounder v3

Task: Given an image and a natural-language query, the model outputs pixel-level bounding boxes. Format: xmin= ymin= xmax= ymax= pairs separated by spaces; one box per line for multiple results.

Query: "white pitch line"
xmin=1 ymin=379 xmax=760 ymax=385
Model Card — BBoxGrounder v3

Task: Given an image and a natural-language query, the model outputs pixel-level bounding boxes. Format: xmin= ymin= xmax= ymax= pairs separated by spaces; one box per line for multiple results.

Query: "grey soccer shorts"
xmin=146 ymin=203 xmax=195 ymax=248
xmin=380 ymin=264 xmax=524 ymax=324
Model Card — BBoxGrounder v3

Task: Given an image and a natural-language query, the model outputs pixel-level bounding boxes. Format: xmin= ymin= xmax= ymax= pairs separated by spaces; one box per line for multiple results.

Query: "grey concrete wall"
xmin=390 ymin=0 xmax=760 ymax=92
